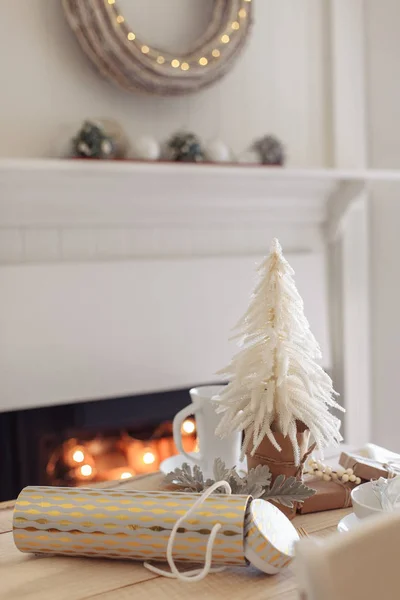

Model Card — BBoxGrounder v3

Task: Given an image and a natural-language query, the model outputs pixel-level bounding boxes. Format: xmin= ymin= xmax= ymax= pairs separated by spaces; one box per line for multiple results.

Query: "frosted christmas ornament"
xmin=164 ymin=132 xmax=204 ymax=162
xmin=71 ymin=119 xmax=127 ymax=159
xmin=252 ymin=135 xmax=285 ymax=165
xmin=215 ymin=239 xmax=344 ymax=517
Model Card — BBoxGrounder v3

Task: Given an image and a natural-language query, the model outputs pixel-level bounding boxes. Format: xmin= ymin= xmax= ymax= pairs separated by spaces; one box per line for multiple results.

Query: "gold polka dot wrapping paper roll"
xmin=244 ymin=499 xmax=300 ymax=574
xmin=13 ymin=486 xmax=251 ymax=566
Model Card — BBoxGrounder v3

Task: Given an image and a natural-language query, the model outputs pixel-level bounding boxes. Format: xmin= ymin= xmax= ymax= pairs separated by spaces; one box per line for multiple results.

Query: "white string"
xmin=144 ymin=480 xmax=232 ymax=582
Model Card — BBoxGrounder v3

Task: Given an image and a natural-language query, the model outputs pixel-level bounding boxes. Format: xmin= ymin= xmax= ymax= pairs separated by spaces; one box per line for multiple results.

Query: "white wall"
xmin=0 ymin=0 xmax=330 ymax=166
xmin=366 ymin=0 xmax=400 ymax=450
xmin=0 ymin=254 xmax=329 ymax=412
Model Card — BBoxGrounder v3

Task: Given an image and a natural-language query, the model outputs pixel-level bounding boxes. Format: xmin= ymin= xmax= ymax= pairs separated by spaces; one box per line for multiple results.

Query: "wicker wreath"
xmin=62 ymin=0 xmax=253 ymax=96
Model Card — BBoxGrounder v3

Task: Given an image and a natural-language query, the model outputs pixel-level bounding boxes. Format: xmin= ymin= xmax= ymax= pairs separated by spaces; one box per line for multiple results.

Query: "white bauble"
xmin=205 ymin=139 xmax=231 ymax=162
xmin=131 ymin=136 xmax=160 ymax=161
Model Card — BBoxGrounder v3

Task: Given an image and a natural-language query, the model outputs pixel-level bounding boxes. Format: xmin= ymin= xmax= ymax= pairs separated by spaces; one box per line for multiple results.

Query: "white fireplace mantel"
xmin=0 ymin=158 xmax=382 ymax=265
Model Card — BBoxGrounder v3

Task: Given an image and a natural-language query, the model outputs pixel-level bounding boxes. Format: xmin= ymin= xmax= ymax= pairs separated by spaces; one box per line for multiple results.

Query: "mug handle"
xmin=173 ymin=402 xmax=202 ymax=464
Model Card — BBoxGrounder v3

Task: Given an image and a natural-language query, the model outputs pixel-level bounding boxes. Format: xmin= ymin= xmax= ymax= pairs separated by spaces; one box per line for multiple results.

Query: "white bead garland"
xmin=306 ymin=460 xmax=361 ymax=486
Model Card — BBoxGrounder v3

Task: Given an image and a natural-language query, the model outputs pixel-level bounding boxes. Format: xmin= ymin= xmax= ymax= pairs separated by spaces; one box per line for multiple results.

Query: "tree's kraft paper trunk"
xmin=246 ymin=422 xmax=310 ymax=520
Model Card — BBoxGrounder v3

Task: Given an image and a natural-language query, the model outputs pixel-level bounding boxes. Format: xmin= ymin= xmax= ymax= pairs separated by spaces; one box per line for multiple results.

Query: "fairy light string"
xmin=106 ymin=0 xmax=252 ymax=72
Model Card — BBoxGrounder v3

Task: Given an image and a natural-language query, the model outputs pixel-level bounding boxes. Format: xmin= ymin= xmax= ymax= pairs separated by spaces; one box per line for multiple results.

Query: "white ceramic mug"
xmin=351 ymin=481 xmax=383 ymax=519
xmin=173 ymin=385 xmax=242 ymax=478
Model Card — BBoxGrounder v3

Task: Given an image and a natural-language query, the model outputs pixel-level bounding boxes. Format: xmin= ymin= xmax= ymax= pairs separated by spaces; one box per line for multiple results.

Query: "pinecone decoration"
xmin=72 ymin=121 xmax=117 ymax=159
xmin=165 ymin=132 xmax=204 ymax=162
xmin=252 ymin=135 xmax=285 ymax=166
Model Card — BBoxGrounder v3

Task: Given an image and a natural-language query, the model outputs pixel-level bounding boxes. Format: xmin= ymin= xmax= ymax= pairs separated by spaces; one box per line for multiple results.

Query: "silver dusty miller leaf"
xmin=212 ymin=458 xmax=244 ymax=494
xmin=262 ymin=474 xmax=316 ymax=508
xmin=240 ymin=464 xmax=272 ymax=498
xmin=165 ymin=459 xmax=315 ymax=507
xmin=213 ymin=457 xmax=234 ymax=482
xmin=164 ymin=463 xmax=210 ymax=492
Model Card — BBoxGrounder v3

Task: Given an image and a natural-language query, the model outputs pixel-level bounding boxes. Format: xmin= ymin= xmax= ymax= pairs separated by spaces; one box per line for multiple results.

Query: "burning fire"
xmin=49 ymin=419 xmax=197 ymax=486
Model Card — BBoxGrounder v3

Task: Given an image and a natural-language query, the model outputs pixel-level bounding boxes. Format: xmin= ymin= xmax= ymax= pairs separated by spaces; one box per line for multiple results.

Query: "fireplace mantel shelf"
xmin=0 ymin=158 xmax=388 ymax=263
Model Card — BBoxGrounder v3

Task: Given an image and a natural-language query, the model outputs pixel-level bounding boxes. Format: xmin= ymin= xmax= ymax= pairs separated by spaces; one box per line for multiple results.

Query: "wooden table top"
xmin=0 ymin=473 xmax=352 ymax=600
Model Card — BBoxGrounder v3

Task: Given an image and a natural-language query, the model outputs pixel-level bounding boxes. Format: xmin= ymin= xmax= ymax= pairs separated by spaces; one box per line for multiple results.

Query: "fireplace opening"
xmin=0 ymin=386 xmax=205 ymax=501
xmin=44 ymin=420 xmax=197 ymax=487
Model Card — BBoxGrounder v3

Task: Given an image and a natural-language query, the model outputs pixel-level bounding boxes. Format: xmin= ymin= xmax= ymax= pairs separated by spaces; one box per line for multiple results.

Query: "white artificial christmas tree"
xmin=215 ymin=238 xmax=344 ymax=465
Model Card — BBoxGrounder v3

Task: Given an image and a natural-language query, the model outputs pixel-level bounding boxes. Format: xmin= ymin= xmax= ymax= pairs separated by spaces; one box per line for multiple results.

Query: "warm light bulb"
xmin=199 ymin=57 xmax=208 ymax=66
xmin=238 ymin=8 xmax=247 ymax=18
xmin=181 ymin=62 xmax=190 ymax=71
xmin=171 ymin=59 xmax=180 ymax=68
xmin=108 ymin=0 xmax=115 ymax=4
xmin=72 ymin=449 xmax=85 ymax=463
xmin=221 ymin=34 xmax=230 ymax=44
xmin=232 ymin=21 xmax=240 ymax=30
xmin=157 ymin=56 xmax=165 ymax=64
xmin=141 ymin=45 xmax=150 ymax=54
xmin=212 ymin=49 xmax=221 ymax=58
xmin=127 ymin=32 xmax=135 ymax=41
xmin=80 ymin=464 xmax=93 ymax=477
xmin=116 ymin=15 xmax=124 ymax=24
xmin=143 ymin=451 xmax=155 ymax=465
xmin=182 ymin=420 xmax=195 ymax=434
xmin=120 ymin=471 xmax=133 ymax=480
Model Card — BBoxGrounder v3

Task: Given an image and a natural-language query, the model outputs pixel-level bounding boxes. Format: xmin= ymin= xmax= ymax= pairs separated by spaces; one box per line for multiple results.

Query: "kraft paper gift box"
xmin=339 ymin=443 xmax=400 ymax=481
xmin=298 ymin=476 xmax=352 ymax=514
